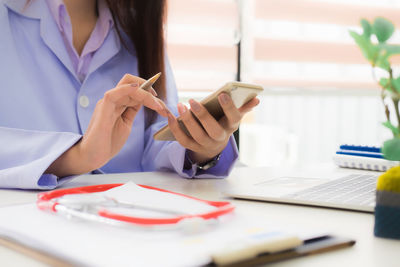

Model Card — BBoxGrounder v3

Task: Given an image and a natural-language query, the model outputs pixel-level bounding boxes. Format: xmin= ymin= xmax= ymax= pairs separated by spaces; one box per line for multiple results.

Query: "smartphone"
xmin=153 ymin=81 xmax=264 ymax=141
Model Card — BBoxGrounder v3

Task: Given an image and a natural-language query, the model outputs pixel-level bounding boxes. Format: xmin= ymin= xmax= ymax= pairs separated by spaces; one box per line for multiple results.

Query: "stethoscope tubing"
xmin=37 ymin=183 xmax=235 ymax=226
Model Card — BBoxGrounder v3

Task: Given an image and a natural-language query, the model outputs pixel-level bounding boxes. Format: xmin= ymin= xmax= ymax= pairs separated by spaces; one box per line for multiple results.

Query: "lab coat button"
xmin=79 ymin=95 xmax=89 ymax=108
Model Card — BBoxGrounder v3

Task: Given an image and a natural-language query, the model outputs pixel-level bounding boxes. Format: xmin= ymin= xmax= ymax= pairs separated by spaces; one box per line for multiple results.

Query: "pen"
xmin=140 ymin=72 xmax=161 ymax=97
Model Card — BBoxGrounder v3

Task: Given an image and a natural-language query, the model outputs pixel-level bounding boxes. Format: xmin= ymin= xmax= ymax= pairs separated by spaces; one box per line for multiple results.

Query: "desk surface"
xmin=1 ymin=165 xmax=399 ymax=267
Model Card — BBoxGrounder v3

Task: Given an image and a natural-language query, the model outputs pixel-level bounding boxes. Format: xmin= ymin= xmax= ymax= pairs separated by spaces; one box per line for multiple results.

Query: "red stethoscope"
xmin=37 ymin=183 xmax=235 ymax=227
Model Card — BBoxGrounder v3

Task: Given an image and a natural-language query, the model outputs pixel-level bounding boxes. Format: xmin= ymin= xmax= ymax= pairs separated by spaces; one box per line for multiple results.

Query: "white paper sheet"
xmin=0 ymin=203 xmax=215 ymax=267
xmin=102 ymin=182 xmax=217 ymax=215
xmin=58 ymin=182 xmax=217 ymax=219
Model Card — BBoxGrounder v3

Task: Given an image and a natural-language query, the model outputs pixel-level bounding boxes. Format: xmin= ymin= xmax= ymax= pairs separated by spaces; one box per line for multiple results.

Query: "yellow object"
xmin=377 ymin=166 xmax=400 ymax=193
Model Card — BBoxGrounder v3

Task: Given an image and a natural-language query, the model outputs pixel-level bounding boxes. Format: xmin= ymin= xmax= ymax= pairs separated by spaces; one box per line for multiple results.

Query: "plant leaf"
xmin=349 ymin=31 xmax=378 ymax=63
xmin=392 ymin=77 xmax=400 ymax=93
xmin=379 ymin=44 xmax=400 ymax=55
xmin=379 ymin=77 xmax=391 ymax=91
xmin=382 ymin=120 xmax=400 ymax=137
xmin=361 ymin=19 xmax=372 ymax=38
xmin=383 ymin=138 xmax=400 ymax=160
xmin=375 ymin=48 xmax=391 ymax=71
xmin=373 ymin=17 xmax=395 ymax=43
xmin=374 ymin=44 xmax=400 ymax=71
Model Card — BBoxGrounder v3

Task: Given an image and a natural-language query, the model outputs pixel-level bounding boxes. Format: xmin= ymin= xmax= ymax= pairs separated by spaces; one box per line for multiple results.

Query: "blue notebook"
xmin=333 ymin=145 xmax=399 ymax=172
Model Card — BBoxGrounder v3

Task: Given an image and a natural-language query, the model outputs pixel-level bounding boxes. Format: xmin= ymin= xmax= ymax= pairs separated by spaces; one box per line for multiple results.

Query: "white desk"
xmin=1 ymin=165 xmax=399 ymax=267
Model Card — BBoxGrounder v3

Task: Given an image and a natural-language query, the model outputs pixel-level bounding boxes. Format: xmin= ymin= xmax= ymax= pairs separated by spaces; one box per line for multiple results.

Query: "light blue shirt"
xmin=0 ymin=0 xmax=238 ymax=189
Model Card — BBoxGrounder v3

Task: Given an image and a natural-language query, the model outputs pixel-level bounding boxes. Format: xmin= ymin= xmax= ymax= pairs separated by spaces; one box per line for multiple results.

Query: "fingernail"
xmin=177 ymin=103 xmax=187 ymax=115
xmin=219 ymin=93 xmax=229 ymax=105
xmin=149 ymin=87 xmax=158 ymax=97
xmin=131 ymin=83 xmax=139 ymax=88
xmin=167 ymin=113 xmax=174 ymax=123
xmin=189 ymin=99 xmax=201 ymax=112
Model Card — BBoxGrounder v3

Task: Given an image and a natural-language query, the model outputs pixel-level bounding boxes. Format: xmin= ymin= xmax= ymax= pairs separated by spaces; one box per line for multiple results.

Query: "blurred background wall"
xmin=166 ymin=0 xmax=400 ymax=167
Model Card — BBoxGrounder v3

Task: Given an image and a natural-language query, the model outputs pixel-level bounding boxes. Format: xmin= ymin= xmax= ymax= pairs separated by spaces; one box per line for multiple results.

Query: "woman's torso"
xmin=0 ymin=0 xmax=149 ymax=172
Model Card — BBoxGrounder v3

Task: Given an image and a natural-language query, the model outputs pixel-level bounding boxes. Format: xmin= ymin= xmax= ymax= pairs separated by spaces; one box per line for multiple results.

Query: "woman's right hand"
xmin=45 ymin=74 xmax=168 ymax=177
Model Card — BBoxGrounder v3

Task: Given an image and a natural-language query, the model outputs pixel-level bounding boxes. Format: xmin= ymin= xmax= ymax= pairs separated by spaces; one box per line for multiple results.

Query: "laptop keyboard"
xmin=284 ymin=174 xmax=377 ymax=207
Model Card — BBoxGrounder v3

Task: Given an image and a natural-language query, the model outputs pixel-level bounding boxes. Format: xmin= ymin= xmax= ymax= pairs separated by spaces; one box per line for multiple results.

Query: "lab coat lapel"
xmin=39 ymin=7 xmax=79 ymax=82
xmin=4 ymin=0 xmax=79 ymax=83
xmin=87 ymin=28 xmax=121 ymax=77
xmin=5 ymin=0 xmax=122 ymax=82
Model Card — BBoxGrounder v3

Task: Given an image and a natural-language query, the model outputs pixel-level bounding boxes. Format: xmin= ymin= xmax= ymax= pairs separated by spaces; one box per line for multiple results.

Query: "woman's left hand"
xmin=167 ymin=93 xmax=260 ymax=164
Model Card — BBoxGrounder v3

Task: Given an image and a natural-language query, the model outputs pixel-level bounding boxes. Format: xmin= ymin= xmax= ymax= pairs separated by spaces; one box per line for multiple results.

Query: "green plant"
xmin=350 ymin=17 xmax=400 ymax=160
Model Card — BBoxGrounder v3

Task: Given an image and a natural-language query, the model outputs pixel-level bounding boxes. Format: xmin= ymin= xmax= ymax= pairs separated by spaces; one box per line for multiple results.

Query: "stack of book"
xmin=333 ymin=145 xmax=399 ymax=172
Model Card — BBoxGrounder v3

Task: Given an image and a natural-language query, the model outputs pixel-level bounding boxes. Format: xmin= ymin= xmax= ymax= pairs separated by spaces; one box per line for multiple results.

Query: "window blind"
xmin=241 ymin=0 xmax=400 ymax=90
xmin=166 ymin=0 xmax=239 ymax=93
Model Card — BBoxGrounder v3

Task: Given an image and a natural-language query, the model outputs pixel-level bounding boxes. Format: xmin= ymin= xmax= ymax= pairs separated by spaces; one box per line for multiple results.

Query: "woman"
xmin=0 ymin=0 xmax=259 ymax=189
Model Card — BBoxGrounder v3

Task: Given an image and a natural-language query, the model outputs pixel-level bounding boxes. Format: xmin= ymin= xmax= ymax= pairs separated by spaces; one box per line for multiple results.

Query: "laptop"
xmin=225 ymin=169 xmax=379 ymax=213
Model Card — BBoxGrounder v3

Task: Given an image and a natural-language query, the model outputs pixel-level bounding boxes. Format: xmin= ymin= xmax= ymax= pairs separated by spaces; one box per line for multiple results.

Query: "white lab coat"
xmin=0 ymin=0 xmax=238 ymax=189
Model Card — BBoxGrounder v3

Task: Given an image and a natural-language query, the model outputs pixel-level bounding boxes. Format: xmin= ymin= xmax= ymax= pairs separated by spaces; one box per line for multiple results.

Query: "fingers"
xmin=102 ymin=83 xmax=168 ymax=117
xmin=103 ymin=83 xmax=139 ymax=108
xmin=167 ymin=112 xmax=201 ymax=152
xmin=188 ymin=99 xmax=227 ymax=141
xmin=177 ymin=104 xmax=213 ymax=146
xmin=169 ymin=95 xmax=260 ymax=148
xmin=218 ymin=93 xmax=242 ymax=131
xmin=118 ymin=73 xmax=158 ymax=97
xmin=238 ymin=97 xmax=260 ymax=113
xmin=131 ymin=87 xmax=168 ymax=116
xmin=216 ymin=94 xmax=260 ymax=132
xmin=157 ymin=98 xmax=172 ymax=115
xmin=121 ymin=107 xmax=137 ymax=126
xmin=117 ymin=73 xmax=146 ymax=87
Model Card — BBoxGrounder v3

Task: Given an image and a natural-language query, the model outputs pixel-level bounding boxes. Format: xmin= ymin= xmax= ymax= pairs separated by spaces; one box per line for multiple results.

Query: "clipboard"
xmin=0 ymin=234 xmax=355 ymax=267
xmin=0 ymin=182 xmax=355 ymax=266
xmin=0 ymin=235 xmax=75 ymax=267
xmin=209 ymin=235 xmax=355 ymax=266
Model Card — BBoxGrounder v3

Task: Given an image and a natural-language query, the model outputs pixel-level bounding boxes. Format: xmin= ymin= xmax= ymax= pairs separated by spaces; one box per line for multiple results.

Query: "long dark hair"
xmin=106 ymin=0 xmax=167 ymax=100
